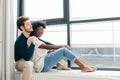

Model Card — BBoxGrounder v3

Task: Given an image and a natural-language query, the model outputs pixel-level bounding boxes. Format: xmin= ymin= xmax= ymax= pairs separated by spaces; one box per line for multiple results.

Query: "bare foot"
xmin=90 ymin=66 xmax=97 ymax=72
xmin=56 ymin=63 xmax=71 ymax=70
xmin=81 ymin=65 xmax=96 ymax=72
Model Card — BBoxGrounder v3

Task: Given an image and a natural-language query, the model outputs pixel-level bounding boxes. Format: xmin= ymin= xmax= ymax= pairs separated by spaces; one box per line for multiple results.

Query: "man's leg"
xmin=15 ymin=59 xmax=33 ymax=80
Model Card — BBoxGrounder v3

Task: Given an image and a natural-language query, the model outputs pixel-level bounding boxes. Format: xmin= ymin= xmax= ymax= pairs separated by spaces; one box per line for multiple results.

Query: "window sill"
xmin=15 ymin=69 xmax=120 ymax=80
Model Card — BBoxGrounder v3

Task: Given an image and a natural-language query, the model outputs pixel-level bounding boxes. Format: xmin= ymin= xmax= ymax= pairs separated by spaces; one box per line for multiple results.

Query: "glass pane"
xmin=71 ymin=21 xmax=113 ymax=47
xmin=71 ymin=21 xmax=120 ymax=68
xmin=24 ymin=0 xmax=63 ymax=20
xmin=71 ymin=47 xmax=120 ymax=68
xmin=72 ymin=31 xmax=113 ymax=45
xmin=70 ymin=0 xmax=120 ymax=21
xmin=40 ymin=25 xmax=67 ymax=44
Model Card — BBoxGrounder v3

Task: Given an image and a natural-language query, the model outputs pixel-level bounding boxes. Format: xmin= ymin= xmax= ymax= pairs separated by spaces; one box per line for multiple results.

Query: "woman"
xmin=27 ymin=21 xmax=96 ymax=72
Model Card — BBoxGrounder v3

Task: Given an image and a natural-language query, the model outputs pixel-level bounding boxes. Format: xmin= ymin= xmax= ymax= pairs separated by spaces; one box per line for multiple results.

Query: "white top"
xmin=27 ymin=38 xmax=48 ymax=72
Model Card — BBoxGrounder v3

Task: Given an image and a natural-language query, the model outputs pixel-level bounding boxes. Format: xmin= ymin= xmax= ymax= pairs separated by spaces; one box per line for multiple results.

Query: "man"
xmin=14 ymin=16 xmax=37 ymax=80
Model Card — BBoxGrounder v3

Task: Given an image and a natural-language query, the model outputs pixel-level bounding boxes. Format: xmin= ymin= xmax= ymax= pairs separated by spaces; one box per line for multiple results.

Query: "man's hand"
xmin=28 ymin=36 xmax=37 ymax=44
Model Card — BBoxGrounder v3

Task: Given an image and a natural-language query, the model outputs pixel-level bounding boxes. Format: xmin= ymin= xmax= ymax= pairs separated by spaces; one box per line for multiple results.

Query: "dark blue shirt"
xmin=14 ymin=33 xmax=35 ymax=61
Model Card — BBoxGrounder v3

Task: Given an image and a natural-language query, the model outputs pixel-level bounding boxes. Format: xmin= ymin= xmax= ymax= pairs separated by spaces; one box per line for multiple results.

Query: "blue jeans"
xmin=41 ymin=48 xmax=76 ymax=72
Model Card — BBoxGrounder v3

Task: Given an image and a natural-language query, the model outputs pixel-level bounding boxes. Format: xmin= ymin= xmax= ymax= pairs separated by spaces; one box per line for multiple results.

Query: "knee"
xmin=24 ymin=61 xmax=33 ymax=69
xmin=60 ymin=47 xmax=69 ymax=52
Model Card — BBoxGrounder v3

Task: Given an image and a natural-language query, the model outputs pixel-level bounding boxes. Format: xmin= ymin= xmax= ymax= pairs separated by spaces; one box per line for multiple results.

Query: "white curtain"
xmin=0 ymin=0 xmax=16 ymax=80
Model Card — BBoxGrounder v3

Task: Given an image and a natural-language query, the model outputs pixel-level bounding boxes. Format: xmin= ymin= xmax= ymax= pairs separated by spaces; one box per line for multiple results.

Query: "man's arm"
xmin=15 ymin=36 xmax=36 ymax=61
xmin=15 ymin=42 xmax=35 ymax=61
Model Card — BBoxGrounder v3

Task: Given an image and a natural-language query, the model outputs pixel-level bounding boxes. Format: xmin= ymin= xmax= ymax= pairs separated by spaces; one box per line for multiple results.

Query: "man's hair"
xmin=30 ymin=21 xmax=46 ymax=36
xmin=16 ymin=16 xmax=29 ymax=31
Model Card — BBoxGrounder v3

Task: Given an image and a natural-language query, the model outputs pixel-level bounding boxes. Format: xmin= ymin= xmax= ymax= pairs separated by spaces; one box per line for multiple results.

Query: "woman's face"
xmin=34 ymin=26 xmax=44 ymax=37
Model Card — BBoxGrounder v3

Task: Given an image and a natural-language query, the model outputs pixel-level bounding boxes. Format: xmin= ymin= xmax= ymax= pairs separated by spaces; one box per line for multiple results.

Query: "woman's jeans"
xmin=41 ymin=48 xmax=76 ymax=72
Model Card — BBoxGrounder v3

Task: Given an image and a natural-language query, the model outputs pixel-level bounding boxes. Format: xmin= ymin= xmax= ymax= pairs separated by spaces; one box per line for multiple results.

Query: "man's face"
xmin=23 ymin=20 xmax=33 ymax=33
xmin=35 ymin=26 xmax=44 ymax=37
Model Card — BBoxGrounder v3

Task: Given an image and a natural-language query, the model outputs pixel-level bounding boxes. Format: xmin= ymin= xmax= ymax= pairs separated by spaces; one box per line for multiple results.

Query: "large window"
xmin=18 ymin=0 xmax=120 ymax=70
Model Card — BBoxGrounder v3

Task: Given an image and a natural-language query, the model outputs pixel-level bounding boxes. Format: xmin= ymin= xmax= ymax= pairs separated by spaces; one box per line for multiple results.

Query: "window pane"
xmin=40 ymin=25 xmax=67 ymax=44
xmin=70 ymin=0 xmax=120 ymax=21
xmin=24 ymin=0 xmax=63 ymax=20
xmin=71 ymin=21 xmax=114 ymax=47
xmin=71 ymin=21 xmax=120 ymax=68
xmin=71 ymin=47 xmax=120 ymax=68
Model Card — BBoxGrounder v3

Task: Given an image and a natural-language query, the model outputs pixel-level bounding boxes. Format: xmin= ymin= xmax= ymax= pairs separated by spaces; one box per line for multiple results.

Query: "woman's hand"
xmin=63 ymin=45 xmax=71 ymax=50
xmin=47 ymin=49 xmax=54 ymax=54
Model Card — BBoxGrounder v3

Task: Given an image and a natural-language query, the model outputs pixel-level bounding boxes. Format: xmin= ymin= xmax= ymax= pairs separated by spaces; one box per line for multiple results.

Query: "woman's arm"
xmin=38 ymin=44 xmax=71 ymax=50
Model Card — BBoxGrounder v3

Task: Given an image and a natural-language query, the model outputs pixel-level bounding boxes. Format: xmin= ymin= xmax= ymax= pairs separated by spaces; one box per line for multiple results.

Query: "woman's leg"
xmin=41 ymin=47 xmax=96 ymax=72
xmin=41 ymin=48 xmax=75 ymax=72
xmin=74 ymin=58 xmax=96 ymax=72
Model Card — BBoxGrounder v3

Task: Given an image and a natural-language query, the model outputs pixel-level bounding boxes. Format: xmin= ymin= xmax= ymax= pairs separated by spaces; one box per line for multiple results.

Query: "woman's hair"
xmin=16 ymin=16 xmax=29 ymax=31
xmin=30 ymin=21 xmax=46 ymax=36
